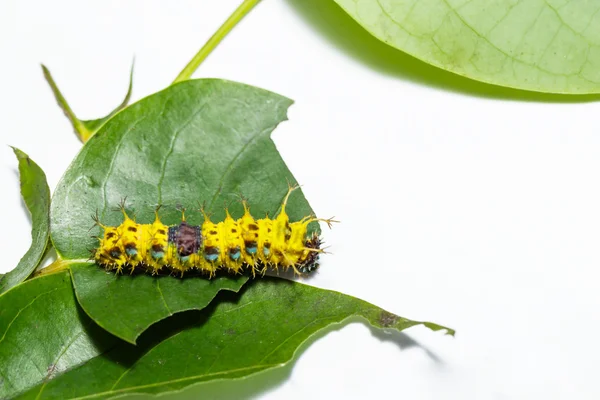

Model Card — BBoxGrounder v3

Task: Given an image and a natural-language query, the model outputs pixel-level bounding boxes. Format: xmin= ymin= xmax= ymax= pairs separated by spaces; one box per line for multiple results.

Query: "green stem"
xmin=35 ymin=258 xmax=91 ymax=277
xmin=173 ymin=0 xmax=262 ymax=84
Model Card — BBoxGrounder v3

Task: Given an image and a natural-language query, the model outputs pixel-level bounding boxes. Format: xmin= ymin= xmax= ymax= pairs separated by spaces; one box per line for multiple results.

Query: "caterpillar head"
xmin=297 ymin=233 xmax=322 ymax=274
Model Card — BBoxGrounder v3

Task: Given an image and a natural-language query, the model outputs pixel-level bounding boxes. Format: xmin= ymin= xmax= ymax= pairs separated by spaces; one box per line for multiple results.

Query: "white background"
xmin=1 ymin=1 xmax=599 ymax=399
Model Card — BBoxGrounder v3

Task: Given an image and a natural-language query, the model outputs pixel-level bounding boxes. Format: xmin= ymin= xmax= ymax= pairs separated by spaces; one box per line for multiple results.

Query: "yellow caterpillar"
xmin=92 ymin=186 xmax=335 ymax=277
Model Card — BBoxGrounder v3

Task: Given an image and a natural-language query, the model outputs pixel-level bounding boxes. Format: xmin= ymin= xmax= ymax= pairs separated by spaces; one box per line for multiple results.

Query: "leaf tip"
xmin=423 ymin=322 xmax=456 ymax=337
xmin=10 ymin=145 xmax=28 ymax=161
xmin=41 ymin=64 xmax=54 ymax=85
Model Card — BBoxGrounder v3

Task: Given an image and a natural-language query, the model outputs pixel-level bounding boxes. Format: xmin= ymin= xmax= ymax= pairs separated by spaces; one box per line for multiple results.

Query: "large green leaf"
xmin=332 ymin=0 xmax=600 ymax=94
xmin=0 ymin=148 xmax=51 ymax=294
xmin=42 ymin=63 xmax=134 ymax=143
xmin=50 ymin=78 xmax=312 ymax=261
xmin=18 ymin=277 xmax=453 ymax=400
xmin=50 ymin=78 xmax=316 ymax=341
xmin=0 ymin=272 xmax=118 ymax=399
xmin=70 ymin=263 xmax=248 ymax=344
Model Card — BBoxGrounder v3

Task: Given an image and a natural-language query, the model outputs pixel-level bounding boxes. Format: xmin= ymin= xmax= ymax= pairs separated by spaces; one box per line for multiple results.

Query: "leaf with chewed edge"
xmin=70 ymin=263 xmax=248 ymax=344
xmin=18 ymin=276 xmax=454 ymax=400
xmin=0 ymin=148 xmax=50 ymax=294
xmin=50 ymin=79 xmax=317 ymax=338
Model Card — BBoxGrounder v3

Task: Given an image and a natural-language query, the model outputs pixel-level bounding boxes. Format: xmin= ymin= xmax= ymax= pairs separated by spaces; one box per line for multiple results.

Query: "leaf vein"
xmin=0 ymin=287 xmax=63 ymax=344
xmin=257 ymin=314 xmax=345 ymax=364
xmin=78 ymin=365 xmax=275 ymax=399
xmin=33 ymin=319 xmax=95 ymax=400
xmin=156 ymin=103 xmax=207 ymax=205
xmin=207 ymin=125 xmax=274 ymax=209
xmin=154 ymin=280 xmax=172 ymax=315
xmin=100 ymin=117 xmax=147 ymax=217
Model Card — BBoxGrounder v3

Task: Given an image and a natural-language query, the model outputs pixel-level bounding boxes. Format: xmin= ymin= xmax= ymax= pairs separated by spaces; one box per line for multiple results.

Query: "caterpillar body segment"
xmin=93 ymin=187 xmax=334 ymax=277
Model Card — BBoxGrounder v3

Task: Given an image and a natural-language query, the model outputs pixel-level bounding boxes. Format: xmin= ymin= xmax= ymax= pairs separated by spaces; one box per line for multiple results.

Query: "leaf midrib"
xmin=71 ymin=365 xmax=275 ymax=400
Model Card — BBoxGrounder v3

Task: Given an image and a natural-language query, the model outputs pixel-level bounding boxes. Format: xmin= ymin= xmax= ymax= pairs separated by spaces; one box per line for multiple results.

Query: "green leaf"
xmin=0 ymin=272 xmax=118 ymax=399
xmin=0 ymin=148 xmax=51 ymax=294
xmin=42 ymin=62 xmax=134 ymax=143
xmin=70 ymin=263 xmax=248 ymax=344
xmin=332 ymin=0 xmax=600 ymax=94
xmin=18 ymin=277 xmax=453 ymax=399
xmin=50 ymin=78 xmax=316 ymax=340
xmin=50 ymin=79 xmax=312 ymax=261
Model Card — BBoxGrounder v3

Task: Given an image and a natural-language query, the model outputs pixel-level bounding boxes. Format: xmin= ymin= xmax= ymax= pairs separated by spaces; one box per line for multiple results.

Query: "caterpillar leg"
xmin=259 ymin=263 xmax=269 ymax=276
xmin=285 ymin=264 xmax=302 ymax=276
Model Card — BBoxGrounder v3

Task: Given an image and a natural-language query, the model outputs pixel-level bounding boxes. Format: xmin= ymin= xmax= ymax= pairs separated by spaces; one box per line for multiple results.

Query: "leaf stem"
xmin=172 ymin=0 xmax=261 ymax=84
xmin=35 ymin=258 xmax=90 ymax=277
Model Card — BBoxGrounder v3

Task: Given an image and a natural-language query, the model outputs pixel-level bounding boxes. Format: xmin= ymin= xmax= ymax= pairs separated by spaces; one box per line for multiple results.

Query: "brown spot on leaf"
xmin=379 ymin=311 xmax=399 ymax=328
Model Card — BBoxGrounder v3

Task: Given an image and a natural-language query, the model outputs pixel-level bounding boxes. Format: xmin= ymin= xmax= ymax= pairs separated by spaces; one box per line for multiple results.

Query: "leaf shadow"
xmin=265 ymin=267 xmax=320 ymax=282
xmin=285 ymin=0 xmax=600 ymax=103
xmin=97 ymin=308 xmax=212 ymax=370
xmin=174 ymin=318 xmax=441 ymax=400
xmin=163 ymin=282 xmax=442 ymax=400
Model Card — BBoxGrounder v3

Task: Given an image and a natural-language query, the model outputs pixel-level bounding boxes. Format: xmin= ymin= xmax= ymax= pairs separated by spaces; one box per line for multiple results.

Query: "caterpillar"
xmin=91 ymin=186 xmax=335 ymax=278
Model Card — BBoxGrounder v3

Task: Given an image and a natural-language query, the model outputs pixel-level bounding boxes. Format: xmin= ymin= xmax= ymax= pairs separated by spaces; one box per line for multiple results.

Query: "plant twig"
xmin=173 ymin=0 xmax=261 ymax=84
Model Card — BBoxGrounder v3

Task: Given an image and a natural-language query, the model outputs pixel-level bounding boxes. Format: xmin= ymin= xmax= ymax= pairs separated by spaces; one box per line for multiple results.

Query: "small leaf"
xmin=19 ymin=277 xmax=453 ymax=399
xmin=70 ymin=263 xmax=248 ymax=344
xmin=333 ymin=0 xmax=600 ymax=94
xmin=42 ymin=62 xmax=134 ymax=143
xmin=0 ymin=148 xmax=51 ymax=294
xmin=0 ymin=271 xmax=118 ymax=399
